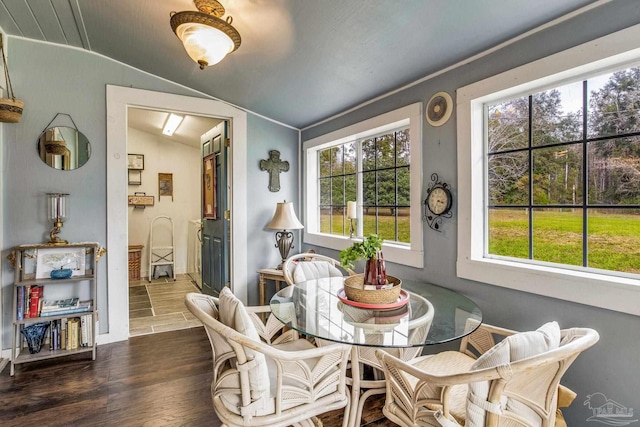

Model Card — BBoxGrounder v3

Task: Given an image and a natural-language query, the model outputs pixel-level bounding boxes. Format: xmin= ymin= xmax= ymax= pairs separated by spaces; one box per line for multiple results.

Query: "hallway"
xmin=128 ymin=274 xmax=201 ymax=337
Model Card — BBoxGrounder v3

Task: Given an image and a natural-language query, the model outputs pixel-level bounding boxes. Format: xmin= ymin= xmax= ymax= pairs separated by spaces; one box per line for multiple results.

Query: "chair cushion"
xmin=412 ymin=351 xmax=477 ymax=424
xmin=218 ymin=287 xmax=270 ymax=400
xmin=292 ymin=260 xmax=343 ymax=283
xmin=463 ymin=321 xmax=562 ymax=427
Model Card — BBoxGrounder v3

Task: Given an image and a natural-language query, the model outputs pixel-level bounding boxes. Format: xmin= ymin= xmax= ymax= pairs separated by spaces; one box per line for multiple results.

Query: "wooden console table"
xmin=257 ymin=268 xmax=286 ymax=306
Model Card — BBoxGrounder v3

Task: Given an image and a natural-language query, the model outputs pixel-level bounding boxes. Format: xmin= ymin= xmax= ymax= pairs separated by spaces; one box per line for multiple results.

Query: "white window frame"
xmin=303 ymin=103 xmax=423 ymax=268
xmin=457 ymin=24 xmax=640 ymax=316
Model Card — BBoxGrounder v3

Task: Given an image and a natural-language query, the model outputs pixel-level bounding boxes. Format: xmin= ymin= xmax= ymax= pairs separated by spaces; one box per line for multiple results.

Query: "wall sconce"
xmin=170 ymin=0 xmax=241 ymax=69
xmin=47 ymin=193 xmax=69 ymax=245
xmin=266 ymin=201 xmax=304 ymax=269
xmin=347 ymin=201 xmax=357 ymax=238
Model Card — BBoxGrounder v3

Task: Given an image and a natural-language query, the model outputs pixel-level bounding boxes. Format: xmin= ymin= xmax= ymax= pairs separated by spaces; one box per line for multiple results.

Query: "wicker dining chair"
xmin=346 ymin=293 xmax=435 ymax=427
xmin=375 ymin=321 xmax=599 ymax=427
xmin=185 ymin=290 xmax=351 ymax=427
xmin=282 ymin=252 xmax=348 ymax=286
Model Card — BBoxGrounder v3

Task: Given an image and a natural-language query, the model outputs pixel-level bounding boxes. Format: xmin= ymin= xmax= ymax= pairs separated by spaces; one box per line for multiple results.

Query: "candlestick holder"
xmin=348 ymin=218 xmax=356 ymax=239
xmin=47 ymin=192 xmax=69 ymax=245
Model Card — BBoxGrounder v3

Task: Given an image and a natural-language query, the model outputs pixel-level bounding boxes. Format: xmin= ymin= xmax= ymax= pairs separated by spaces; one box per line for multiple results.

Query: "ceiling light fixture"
xmin=162 ymin=113 xmax=185 ymax=136
xmin=170 ymin=0 xmax=241 ymax=70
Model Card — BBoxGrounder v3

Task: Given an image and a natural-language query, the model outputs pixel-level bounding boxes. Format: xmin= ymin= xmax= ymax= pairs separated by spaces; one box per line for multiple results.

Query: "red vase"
xmin=364 ymin=251 xmax=387 ymax=287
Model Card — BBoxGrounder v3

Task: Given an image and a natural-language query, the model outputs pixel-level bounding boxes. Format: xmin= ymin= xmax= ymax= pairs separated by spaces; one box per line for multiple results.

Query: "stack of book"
xmin=47 ymin=314 xmax=93 ymax=350
xmin=40 ymin=298 xmax=92 ymax=317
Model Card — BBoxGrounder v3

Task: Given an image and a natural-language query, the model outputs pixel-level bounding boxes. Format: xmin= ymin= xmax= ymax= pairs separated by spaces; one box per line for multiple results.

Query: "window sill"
xmin=457 ymin=257 xmax=640 ymax=316
xmin=304 ymin=232 xmax=424 ymax=269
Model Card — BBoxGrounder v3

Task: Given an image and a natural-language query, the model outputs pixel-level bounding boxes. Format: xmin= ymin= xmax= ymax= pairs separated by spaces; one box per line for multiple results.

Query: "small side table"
xmin=258 ymin=268 xmax=287 ymax=306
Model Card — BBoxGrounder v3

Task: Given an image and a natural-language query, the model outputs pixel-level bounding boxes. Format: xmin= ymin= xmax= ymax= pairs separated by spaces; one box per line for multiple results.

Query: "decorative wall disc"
xmin=426 ymin=91 xmax=453 ymax=127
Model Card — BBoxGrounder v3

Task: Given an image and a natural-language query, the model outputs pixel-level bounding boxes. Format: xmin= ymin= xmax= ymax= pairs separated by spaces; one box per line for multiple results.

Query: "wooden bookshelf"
xmin=8 ymin=242 xmax=104 ymax=376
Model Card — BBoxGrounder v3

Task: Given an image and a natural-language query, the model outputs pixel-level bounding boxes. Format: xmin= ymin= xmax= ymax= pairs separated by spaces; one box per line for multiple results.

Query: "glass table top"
xmin=269 ymin=277 xmax=482 ymax=348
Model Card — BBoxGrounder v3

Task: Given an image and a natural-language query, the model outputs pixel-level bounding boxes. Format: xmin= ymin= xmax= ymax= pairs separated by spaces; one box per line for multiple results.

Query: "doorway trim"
xmin=104 ymin=85 xmax=248 ymax=344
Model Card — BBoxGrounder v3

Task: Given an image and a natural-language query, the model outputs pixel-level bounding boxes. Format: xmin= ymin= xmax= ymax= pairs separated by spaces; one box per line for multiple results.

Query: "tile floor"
xmin=128 ymin=274 xmax=202 ymax=337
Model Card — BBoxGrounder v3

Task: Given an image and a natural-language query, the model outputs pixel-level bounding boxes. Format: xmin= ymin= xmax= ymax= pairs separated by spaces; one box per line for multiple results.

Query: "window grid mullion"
xmin=582 ymin=79 xmax=589 ymax=268
xmin=528 ymin=95 xmax=534 ymax=260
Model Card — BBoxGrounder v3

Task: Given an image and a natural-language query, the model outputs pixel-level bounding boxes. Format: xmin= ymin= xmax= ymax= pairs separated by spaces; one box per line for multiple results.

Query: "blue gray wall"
xmin=246 ymin=114 xmax=300 ymax=305
xmin=0 ymin=38 xmax=298 ymax=339
xmin=302 ymin=1 xmax=640 ymax=424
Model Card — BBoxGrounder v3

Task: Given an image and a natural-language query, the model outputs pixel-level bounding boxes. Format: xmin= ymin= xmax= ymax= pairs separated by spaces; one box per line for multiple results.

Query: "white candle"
xmin=347 ymin=201 xmax=357 ymax=219
xmin=56 ymin=195 xmax=62 ymax=219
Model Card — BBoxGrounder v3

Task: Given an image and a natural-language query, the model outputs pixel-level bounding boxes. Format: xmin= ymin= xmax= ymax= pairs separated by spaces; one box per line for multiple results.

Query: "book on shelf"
xmin=39 ymin=300 xmax=92 ymax=317
xmin=28 ymin=286 xmax=41 ymax=318
xmin=61 ymin=318 xmax=67 ymax=350
xmin=67 ymin=318 xmax=80 ymax=350
xmin=41 ymin=297 xmax=80 ymax=313
xmin=16 ymin=286 xmax=25 ymax=320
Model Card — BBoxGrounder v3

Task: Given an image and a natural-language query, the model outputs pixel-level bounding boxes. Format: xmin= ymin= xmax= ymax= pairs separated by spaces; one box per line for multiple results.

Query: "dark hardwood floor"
xmin=0 ymin=327 xmax=394 ymax=427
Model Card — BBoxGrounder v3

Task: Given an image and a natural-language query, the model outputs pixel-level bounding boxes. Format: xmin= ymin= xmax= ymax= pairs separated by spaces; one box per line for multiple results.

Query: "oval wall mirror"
xmin=37 ymin=126 xmax=91 ymax=170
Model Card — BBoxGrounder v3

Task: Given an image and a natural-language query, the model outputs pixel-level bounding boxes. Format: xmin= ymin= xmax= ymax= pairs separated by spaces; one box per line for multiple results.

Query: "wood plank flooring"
xmin=0 ymin=325 xmax=394 ymax=426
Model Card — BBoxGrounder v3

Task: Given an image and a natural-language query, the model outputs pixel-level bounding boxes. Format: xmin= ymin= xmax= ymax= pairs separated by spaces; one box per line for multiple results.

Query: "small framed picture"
xmin=128 ymin=170 xmax=142 ymax=185
xmin=36 ymin=247 xmax=87 ymax=279
xmin=128 ymin=194 xmax=155 ymax=206
xmin=203 ymin=154 xmax=216 ymax=219
xmin=128 ymin=154 xmax=144 ymax=170
xmin=158 ymin=173 xmax=173 ymax=201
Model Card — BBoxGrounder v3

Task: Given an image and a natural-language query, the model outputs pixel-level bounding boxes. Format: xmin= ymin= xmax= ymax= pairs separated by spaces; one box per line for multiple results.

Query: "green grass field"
xmin=321 ymin=210 xmax=410 ymax=243
xmin=489 ymin=209 xmax=640 ymax=273
xmin=321 ymin=208 xmax=640 ymax=274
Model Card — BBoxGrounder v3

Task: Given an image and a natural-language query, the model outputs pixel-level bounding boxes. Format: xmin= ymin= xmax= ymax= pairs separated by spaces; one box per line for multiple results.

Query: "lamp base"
xmin=274 ymin=230 xmax=294 ymax=268
xmin=48 ymin=223 xmax=68 ymax=245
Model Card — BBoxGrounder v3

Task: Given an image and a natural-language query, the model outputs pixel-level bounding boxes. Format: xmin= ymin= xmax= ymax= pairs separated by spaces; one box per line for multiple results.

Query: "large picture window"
xmin=318 ymin=128 xmax=411 ymax=243
xmin=457 ymin=24 xmax=640 ymax=316
xmin=487 ymin=66 xmax=640 ymax=274
xmin=304 ymin=103 xmax=423 ymax=268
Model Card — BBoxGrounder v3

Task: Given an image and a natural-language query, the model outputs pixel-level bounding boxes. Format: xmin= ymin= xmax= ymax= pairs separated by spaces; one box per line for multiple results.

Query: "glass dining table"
xmin=270 ymin=276 xmax=482 ymax=427
xmin=269 ymin=276 xmax=483 ymax=348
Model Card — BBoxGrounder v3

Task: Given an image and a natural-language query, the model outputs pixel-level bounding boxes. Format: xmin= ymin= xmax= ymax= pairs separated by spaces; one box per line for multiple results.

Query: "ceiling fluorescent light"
xmin=162 ymin=113 xmax=184 ymax=136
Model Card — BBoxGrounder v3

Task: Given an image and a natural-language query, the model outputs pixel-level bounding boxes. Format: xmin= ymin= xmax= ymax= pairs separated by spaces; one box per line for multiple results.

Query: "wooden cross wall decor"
xmin=259 ymin=150 xmax=289 ymax=192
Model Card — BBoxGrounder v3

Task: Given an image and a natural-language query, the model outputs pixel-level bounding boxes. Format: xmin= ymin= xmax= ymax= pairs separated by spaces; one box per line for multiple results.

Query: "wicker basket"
xmin=0 ymin=98 xmax=24 ymax=123
xmin=343 ymin=274 xmax=402 ymax=304
xmin=45 ymin=140 xmax=68 ymax=155
xmin=0 ymin=38 xmax=24 ymax=123
xmin=128 ymin=245 xmax=143 ymax=281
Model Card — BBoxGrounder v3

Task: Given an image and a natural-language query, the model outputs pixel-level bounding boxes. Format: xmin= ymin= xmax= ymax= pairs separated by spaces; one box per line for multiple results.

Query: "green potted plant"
xmin=340 ymin=234 xmax=387 ymax=287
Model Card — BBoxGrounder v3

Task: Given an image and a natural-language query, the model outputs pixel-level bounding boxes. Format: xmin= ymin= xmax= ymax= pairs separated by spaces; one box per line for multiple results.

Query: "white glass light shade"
xmin=47 ymin=193 xmax=69 ymax=221
xmin=176 ymin=22 xmax=235 ymax=67
xmin=267 ymin=202 xmax=304 ymax=230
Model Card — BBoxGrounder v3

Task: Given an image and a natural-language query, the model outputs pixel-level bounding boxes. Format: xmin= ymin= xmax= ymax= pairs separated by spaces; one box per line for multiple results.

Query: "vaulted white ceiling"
xmin=0 ymin=0 xmax=602 ymax=129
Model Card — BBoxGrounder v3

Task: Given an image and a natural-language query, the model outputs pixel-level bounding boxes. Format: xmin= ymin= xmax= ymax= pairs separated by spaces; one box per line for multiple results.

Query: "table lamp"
xmin=266 ymin=201 xmax=304 ymax=269
xmin=47 ymin=192 xmax=69 ymax=245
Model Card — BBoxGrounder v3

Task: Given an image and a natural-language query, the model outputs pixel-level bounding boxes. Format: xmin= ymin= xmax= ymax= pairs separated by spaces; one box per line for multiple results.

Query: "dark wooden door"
xmin=201 ymin=122 xmax=229 ymax=297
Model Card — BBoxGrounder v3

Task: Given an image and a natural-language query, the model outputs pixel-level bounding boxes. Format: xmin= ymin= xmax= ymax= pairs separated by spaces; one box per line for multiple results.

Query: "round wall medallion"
xmin=426 ymin=91 xmax=453 ymax=127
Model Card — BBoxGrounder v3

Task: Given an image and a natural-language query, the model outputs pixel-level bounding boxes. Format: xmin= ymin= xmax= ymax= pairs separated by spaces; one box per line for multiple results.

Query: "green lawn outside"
xmin=489 ymin=209 xmax=640 ymax=274
xmin=320 ymin=212 xmax=410 ymax=243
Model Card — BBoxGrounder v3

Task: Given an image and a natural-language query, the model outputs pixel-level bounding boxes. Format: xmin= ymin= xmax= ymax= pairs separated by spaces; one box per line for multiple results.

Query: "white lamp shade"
xmin=176 ymin=22 xmax=235 ymax=66
xmin=267 ymin=202 xmax=304 ymax=230
xmin=347 ymin=201 xmax=357 ymax=219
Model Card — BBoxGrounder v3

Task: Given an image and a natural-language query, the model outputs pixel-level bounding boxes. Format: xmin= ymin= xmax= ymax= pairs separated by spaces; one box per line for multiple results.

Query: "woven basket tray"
xmin=343 ymin=274 xmax=402 ymax=304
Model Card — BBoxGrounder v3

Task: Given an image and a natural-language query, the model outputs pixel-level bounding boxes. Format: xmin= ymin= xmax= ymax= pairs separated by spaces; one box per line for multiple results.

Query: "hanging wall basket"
xmin=0 ymin=36 xmax=24 ymax=123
